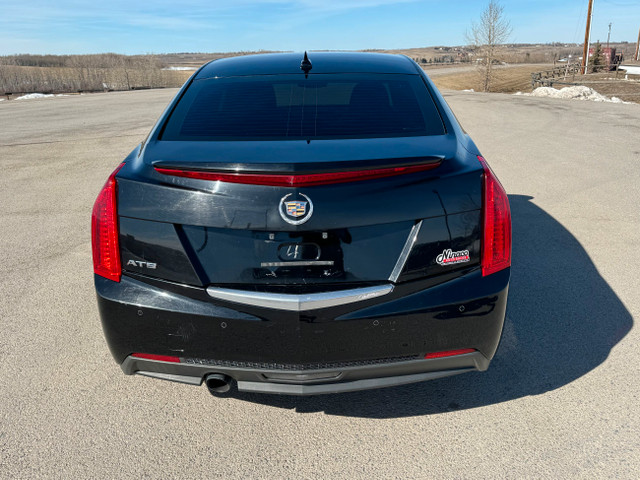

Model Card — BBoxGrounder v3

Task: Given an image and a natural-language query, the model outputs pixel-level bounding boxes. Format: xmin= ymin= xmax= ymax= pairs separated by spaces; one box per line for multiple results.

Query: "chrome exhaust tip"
xmin=204 ymin=373 xmax=232 ymax=394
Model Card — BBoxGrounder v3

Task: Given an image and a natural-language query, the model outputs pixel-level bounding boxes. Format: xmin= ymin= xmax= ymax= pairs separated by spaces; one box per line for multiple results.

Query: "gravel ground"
xmin=0 ymin=89 xmax=638 ymax=479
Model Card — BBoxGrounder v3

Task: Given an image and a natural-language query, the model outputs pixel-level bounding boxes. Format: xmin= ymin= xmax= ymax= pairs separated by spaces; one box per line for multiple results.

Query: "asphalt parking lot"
xmin=1 ymin=89 xmax=638 ymax=478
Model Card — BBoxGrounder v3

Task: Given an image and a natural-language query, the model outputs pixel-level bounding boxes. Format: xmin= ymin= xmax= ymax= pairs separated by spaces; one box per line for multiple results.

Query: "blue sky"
xmin=0 ymin=0 xmax=638 ymax=55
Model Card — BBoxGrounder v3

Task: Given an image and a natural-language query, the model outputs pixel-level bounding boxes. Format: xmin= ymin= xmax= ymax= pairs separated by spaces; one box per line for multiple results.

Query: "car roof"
xmin=195 ymin=52 xmax=418 ymax=79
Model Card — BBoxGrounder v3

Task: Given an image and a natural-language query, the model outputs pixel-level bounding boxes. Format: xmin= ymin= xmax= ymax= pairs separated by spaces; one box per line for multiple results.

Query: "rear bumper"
xmin=96 ymin=267 xmax=509 ymax=395
xmin=121 ymin=350 xmax=489 ymax=395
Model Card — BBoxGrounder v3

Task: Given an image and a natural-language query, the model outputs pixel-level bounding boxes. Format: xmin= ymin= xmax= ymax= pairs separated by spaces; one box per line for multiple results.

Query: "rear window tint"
xmin=161 ymin=74 xmax=445 ymax=141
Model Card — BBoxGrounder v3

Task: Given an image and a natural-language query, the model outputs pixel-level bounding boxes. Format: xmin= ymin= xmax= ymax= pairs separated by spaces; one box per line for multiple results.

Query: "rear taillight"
xmin=154 ymin=161 xmax=441 ymax=187
xmin=91 ymin=163 xmax=125 ymax=282
xmin=478 ymin=155 xmax=511 ymax=276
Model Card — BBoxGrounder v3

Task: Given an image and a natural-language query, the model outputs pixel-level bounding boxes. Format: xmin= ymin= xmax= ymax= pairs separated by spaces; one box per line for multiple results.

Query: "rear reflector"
xmin=424 ymin=348 xmax=476 ymax=359
xmin=154 ymin=162 xmax=441 ymax=187
xmin=478 ymin=156 xmax=511 ymax=276
xmin=132 ymin=353 xmax=181 ymax=363
xmin=91 ymin=163 xmax=125 ymax=282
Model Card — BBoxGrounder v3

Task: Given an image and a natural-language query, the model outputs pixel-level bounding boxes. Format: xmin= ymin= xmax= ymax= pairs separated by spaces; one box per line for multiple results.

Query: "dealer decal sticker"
xmin=436 ymin=248 xmax=470 ymax=266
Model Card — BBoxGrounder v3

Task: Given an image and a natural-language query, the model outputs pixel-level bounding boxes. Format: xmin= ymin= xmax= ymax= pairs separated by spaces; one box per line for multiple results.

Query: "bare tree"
xmin=466 ymin=1 xmax=512 ymax=92
xmin=0 ymin=52 xmax=185 ymax=95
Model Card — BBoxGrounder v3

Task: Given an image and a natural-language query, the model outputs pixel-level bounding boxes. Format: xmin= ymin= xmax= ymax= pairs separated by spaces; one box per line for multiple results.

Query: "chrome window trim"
xmin=206 ymin=284 xmax=393 ymax=311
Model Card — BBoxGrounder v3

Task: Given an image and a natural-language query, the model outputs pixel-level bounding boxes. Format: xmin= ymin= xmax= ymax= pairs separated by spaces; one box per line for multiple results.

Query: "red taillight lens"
xmin=154 ymin=161 xmax=441 ymax=187
xmin=91 ymin=163 xmax=125 ymax=282
xmin=478 ymin=156 xmax=511 ymax=276
xmin=425 ymin=348 xmax=476 ymax=359
xmin=131 ymin=353 xmax=181 ymax=363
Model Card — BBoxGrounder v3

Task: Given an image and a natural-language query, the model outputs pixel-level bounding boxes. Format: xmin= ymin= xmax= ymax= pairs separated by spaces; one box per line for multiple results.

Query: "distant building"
xmin=588 ymin=47 xmax=623 ymax=70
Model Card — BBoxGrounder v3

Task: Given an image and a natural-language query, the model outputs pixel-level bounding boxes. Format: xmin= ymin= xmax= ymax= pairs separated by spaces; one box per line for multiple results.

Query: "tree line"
xmin=0 ymin=53 xmax=186 ymax=94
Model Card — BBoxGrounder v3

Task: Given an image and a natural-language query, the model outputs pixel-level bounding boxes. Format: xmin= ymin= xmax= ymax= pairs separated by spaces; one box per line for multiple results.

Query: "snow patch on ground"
xmin=515 ymin=86 xmax=632 ymax=104
xmin=462 ymin=89 xmax=475 ymax=92
xmin=15 ymin=93 xmax=54 ymax=100
xmin=14 ymin=93 xmax=69 ymax=100
xmin=162 ymin=66 xmax=197 ymax=71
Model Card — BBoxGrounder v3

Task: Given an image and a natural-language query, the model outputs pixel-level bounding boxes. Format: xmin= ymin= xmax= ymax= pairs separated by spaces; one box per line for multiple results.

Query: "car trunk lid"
xmin=117 ymin=136 xmax=482 ymax=288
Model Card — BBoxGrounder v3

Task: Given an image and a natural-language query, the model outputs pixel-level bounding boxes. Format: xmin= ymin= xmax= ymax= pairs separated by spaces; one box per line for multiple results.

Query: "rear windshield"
xmin=161 ymin=74 xmax=445 ymax=141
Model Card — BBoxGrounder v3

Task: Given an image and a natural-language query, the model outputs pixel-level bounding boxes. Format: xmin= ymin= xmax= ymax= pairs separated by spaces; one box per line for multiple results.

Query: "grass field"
xmin=422 ymin=64 xmax=640 ymax=102
xmin=429 ymin=64 xmax=552 ymax=93
xmin=555 ymin=71 xmax=640 ymax=103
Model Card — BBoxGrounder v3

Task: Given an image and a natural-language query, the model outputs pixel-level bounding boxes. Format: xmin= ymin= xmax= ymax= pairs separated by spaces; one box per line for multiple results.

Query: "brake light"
xmin=425 ymin=348 xmax=476 ymax=359
xmin=91 ymin=163 xmax=125 ymax=282
xmin=478 ymin=156 xmax=511 ymax=276
xmin=154 ymin=161 xmax=441 ymax=187
xmin=131 ymin=353 xmax=181 ymax=363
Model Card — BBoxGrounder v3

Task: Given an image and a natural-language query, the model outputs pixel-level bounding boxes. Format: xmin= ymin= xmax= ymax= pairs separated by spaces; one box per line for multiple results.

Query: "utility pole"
xmin=581 ymin=0 xmax=594 ymax=74
xmin=606 ymin=23 xmax=612 ymax=69
xmin=636 ymin=25 xmax=640 ymax=61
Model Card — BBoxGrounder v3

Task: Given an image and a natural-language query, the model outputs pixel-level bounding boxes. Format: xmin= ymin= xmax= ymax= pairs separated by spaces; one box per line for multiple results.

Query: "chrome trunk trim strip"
xmin=260 ymin=260 xmax=334 ymax=267
xmin=206 ymin=284 xmax=393 ymax=311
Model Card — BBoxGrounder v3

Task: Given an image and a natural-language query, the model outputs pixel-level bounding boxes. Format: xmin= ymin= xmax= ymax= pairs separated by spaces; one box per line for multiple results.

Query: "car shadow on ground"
xmin=231 ymin=195 xmax=633 ymax=417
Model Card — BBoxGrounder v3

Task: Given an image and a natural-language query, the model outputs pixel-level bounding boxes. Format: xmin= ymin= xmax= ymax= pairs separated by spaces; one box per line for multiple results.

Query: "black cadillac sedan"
xmin=92 ymin=52 xmax=511 ymax=396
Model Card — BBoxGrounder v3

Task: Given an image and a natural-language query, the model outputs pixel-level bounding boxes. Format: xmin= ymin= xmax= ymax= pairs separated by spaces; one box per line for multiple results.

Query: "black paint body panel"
xmin=195 ymin=52 xmax=421 ymax=79
xmin=97 ymin=268 xmax=508 ymax=366
xmin=182 ymin=221 xmax=412 ymax=285
xmin=119 ymin=217 xmax=201 ymax=285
